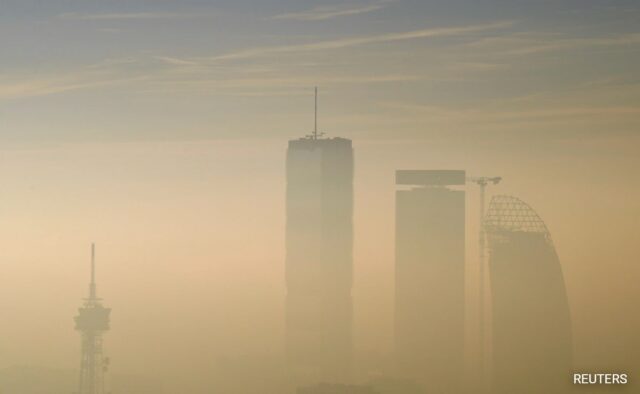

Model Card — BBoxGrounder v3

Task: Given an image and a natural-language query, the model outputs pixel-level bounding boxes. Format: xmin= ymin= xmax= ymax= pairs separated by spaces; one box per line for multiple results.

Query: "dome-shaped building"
xmin=484 ymin=195 xmax=572 ymax=394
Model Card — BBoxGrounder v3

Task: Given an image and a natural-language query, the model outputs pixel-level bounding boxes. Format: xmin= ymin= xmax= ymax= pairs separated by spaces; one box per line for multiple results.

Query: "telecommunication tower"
xmin=75 ymin=244 xmax=111 ymax=394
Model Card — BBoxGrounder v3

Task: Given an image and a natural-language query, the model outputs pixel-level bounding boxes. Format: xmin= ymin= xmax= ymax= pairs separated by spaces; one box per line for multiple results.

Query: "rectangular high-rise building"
xmin=286 ymin=137 xmax=354 ymax=384
xmin=395 ymin=170 xmax=466 ymax=393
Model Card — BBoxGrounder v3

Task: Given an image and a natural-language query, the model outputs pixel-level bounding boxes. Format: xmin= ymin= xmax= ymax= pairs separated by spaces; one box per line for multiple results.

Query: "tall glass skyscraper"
xmin=285 ymin=136 xmax=354 ymax=384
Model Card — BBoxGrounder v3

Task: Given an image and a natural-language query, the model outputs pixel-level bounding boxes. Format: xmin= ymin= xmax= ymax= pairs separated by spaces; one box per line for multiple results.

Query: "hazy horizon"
xmin=1 ymin=1 xmax=639 ymax=393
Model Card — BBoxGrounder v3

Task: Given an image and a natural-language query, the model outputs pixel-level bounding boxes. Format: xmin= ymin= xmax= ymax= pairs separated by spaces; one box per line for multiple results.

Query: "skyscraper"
xmin=394 ymin=170 xmax=466 ymax=393
xmin=285 ymin=135 xmax=354 ymax=384
xmin=75 ymin=244 xmax=111 ymax=394
xmin=484 ymin=195 xmax=572 ymax=394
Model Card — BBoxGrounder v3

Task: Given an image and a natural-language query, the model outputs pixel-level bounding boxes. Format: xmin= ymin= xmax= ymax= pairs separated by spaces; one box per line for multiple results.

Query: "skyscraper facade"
xmin=285 ymin=136 xmax=354 ymax=384
xmin=394 ymin=170 xmax=466 ymax=393
xmin=484 ymin=195 xmax=572 ymax=394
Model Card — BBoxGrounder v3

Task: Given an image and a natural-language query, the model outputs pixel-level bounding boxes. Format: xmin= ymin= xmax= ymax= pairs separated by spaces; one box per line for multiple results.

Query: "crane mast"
xmin=467 ymin=176 xmax=502 ymax=391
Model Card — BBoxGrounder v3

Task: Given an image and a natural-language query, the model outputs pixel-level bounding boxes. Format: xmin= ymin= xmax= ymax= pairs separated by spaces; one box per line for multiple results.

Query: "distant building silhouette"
xmin=394 ymin=170 xmax=466 ymax=393
xmin=484 ymin=195 xmax=572 ymax=394
xmin=286 ymin=136 xmax=354 ymax=384
xmin=0 ymin=366 xmax=161 ymax=394
xmin=367 ymin=377 xmax=425 ymax=394
xmin=75 ymin=244 xmax=111 ymax=394
xmin=297 ymin=383 xmax=378 ymax=394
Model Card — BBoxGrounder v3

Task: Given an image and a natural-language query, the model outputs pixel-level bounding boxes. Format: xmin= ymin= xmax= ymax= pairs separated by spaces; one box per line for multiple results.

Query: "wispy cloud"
xmin=152 ymin=74 xmax=424 ymax=90
xmin=468 ymin=31 xmax=640 ymax=55
xmin=418 ymin=104 xmax=640 ymax=119
xmin=0 ymin=60 xmax=145 ymax=100
xmin=96 ymin=27 xmax=123 ymax=34
xmin=58 ymin=12 xmax=213 ymax=21
xmin=509 ymin=33 xmax=640 ymax=54
xmin=273 ymin=1 xmax=393 ymax=21
xmin=0 ymin=75 xmax=129 ymax=100
xmin=380 ymin=100 xmax=640 ymax=129
xmin=155 ymin=56 xmax=202 ymax=67
xmin=206 ymin=21 xmax=515 ymax=62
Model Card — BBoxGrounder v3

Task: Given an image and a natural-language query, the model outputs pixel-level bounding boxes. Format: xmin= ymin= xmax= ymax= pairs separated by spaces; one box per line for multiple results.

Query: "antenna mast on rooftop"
xmin=89 ymin=243 xmax=96 ymax=301
xmin=314 ymin=87 xmax=318 ymax=139
xmin=306 ymin=87 xmax=325 ymax=140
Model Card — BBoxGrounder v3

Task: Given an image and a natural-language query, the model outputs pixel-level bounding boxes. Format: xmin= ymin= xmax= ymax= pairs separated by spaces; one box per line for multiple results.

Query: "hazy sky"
xmin=1 ymin=0 xmax=639 ymax=143
xmin=1 ymin=1 xmax=639 ymax=391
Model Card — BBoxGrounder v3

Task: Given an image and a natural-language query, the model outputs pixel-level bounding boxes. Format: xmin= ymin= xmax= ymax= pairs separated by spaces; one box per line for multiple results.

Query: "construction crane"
xmin=467 ymin=176 xmax=502 ymax=389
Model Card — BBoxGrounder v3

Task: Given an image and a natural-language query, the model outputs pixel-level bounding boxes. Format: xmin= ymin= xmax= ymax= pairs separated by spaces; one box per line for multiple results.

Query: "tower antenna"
xmin=304 ymin=87 xmax=325 ymax=140
xmin=75 ymin=243 xmax=111 ymax=394
xmin=90 ymin=243 xmax=96 ymax=300
xmin=314 ymin=87 xmax=318 ymax=140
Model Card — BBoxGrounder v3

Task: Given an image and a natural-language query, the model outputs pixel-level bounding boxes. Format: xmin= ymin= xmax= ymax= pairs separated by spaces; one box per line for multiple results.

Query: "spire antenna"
xmin=75 ymin=243 xmax=111 ymax=394
xmin=314 ymin=87 xmax=318 ymax=140
xmin=304 ymin=86 xmax=325 ymax=140
xmin=90 ymin=243 xmax=97 ymax=300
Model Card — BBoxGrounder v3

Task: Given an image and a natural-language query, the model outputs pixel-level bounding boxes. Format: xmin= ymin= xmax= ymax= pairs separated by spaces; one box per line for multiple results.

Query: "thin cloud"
xmin=58 ymin=12 xmax=213 ymax=21
xmin=208 ymin=21 xmax=515 ymax=62
xmin=0 ymin=60 xmax=146 ymax=100
xmin=96 ymin=28 xmax=123 ymax=34
xmin=142 ymin=74 xmax=426 ymax=95
xmin=0 ymin=76 xmax=131 ymax=100
xmin=273 ymin=1 xmax=393 ymax=21
xmin=468 ymin=31 xmax=640 ymax=55
xmin=382 ymin=102 xmax=640 ymax=124
xmin=509 ymin=33 xmax=640 ymax=54
xmin=155 ymin=56 xmax=202 ymax=67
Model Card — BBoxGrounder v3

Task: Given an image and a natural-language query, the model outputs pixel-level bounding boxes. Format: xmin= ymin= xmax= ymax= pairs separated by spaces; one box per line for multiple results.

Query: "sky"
xmin=1 ymin=0 xmax=639 ymax=143
xmin=1 ymin=0 xmax=639 ymax=392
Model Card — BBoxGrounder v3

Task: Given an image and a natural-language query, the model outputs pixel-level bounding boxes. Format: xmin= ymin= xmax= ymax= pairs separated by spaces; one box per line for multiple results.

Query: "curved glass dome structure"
xmin=484 ymin=195 xmax=572 ymax=394
xmin=484 ymin=195 xmax=551 ymax=238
